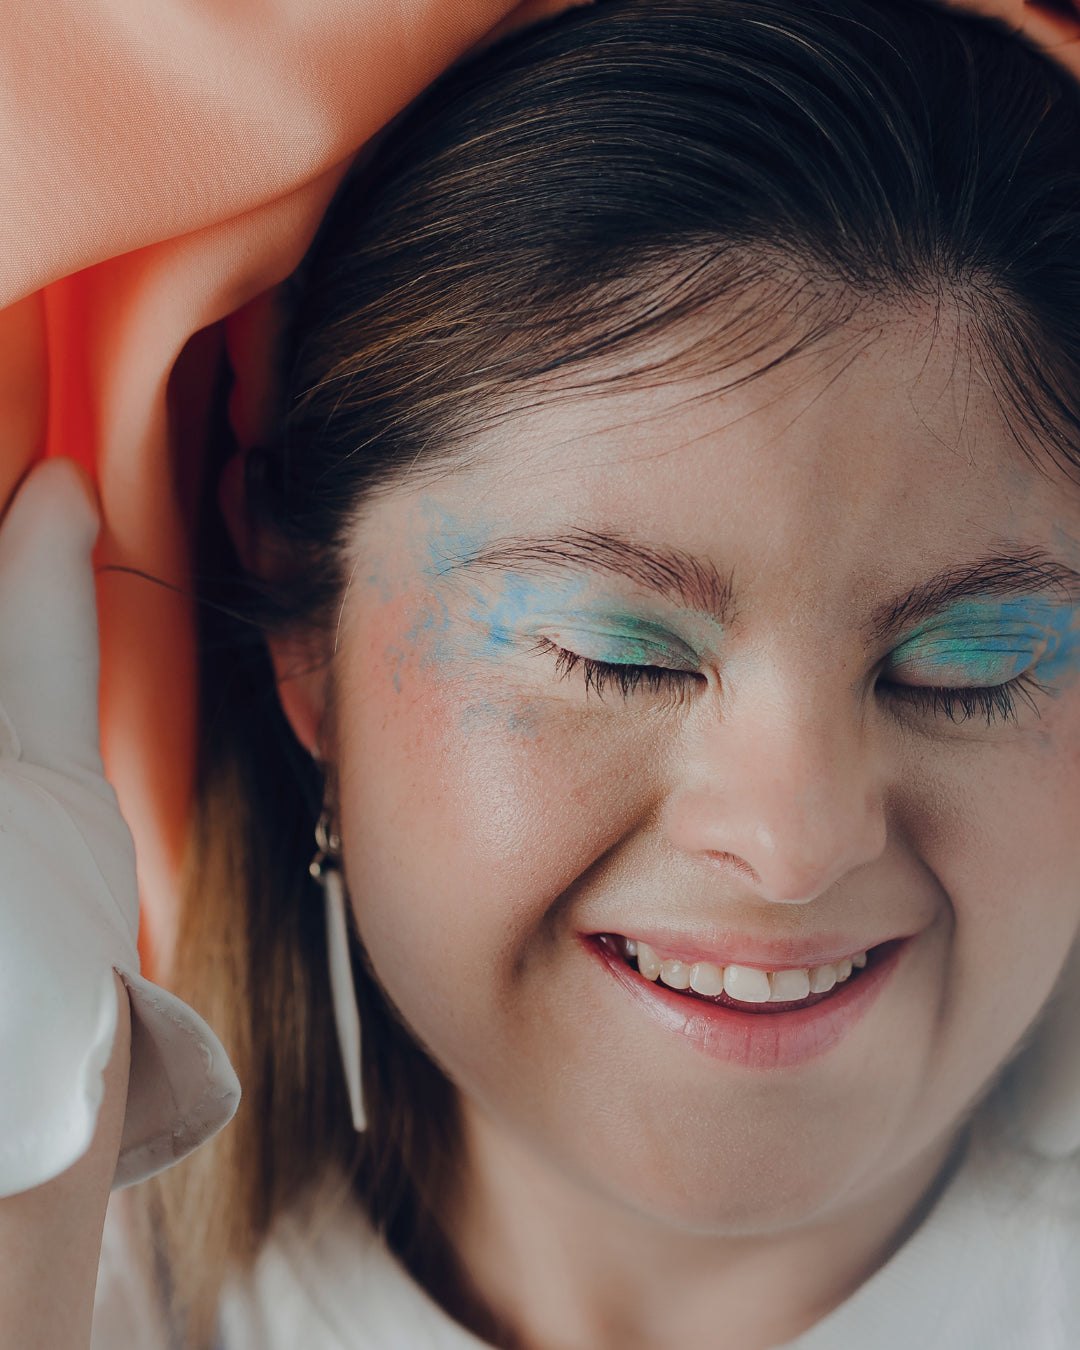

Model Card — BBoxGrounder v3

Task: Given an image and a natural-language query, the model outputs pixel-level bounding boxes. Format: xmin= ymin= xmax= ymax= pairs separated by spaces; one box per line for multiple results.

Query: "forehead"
xmin=400 ymin=316 xmax=1080 ymax=599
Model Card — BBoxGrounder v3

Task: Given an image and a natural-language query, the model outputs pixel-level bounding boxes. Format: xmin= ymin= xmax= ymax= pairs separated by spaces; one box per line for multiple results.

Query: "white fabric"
xmin=92 ymin=1117 xmax=1080 ymax=1350
xmin=0 ymin=460 xmax=240 ymax=1197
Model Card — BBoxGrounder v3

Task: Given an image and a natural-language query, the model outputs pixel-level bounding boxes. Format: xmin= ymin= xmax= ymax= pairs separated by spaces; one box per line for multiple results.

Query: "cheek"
xmin=898 ymin=712 xmax=1080 ymax=1087
xmin=332 ymin=598 xmax=663 ymax=1048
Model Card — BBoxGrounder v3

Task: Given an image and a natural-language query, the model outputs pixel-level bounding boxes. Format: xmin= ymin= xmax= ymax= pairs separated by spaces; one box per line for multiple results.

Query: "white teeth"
xmin=769 ymin=967 xmax=811 ymax=1001
xmin=627 ymin=939 xmax=870 ymax=1003
xmin=808 ymin=964 xmax=837 ymax=993
xmin=689 ymin=962 xmax=726 ymax=996
xmin=636 ymin=941 xmax=662 ymax=982
xmin=660 ymin=959 xmax=692 ymax=990
xmin=723 ymin=964 xmax=772 ymax=1003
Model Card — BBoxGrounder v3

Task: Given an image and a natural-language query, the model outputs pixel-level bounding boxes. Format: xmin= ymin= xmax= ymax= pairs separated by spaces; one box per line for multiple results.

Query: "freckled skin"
xmin=299 ymin=318 xmax=1080 ymax=1346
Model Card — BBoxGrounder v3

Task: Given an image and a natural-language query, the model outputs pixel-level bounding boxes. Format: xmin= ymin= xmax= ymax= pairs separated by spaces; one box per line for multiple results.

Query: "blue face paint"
xmin=464 ymin=566 xmax=709 ymax=670
xmin=887 ymin=596 xmax=1080 ymax=689
xmin=458 ymin=698 xmax=542 ymax=738
xmin=531 ymin=613 xmax=701 ymax=669
xmin=386 ymin=502 xmax=488 ymax=687
xmin=394 ymin=503 xmax=721 ymax=716
xmin=419 ymin=499 xmax=495 ymax=579
xmin=466 ymin=570 xmax=586 ymax=657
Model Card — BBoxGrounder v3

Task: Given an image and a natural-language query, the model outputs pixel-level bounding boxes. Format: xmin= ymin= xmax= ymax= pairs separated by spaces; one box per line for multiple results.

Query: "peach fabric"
xmin=0 ymin=0 xmax=588 ymax=974
xmin=0 ymin=0 xmax=1076 ymax=976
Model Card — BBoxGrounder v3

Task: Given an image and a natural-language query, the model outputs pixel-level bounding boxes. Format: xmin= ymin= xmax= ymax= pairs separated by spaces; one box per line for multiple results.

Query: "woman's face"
xmin=299 ymin=309 xmax=1080 ymax=1232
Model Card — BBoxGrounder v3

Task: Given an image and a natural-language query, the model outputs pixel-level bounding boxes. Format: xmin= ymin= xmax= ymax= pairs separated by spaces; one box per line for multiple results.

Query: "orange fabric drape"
xmin=0 ymin=0 xmax=1075 ymax=975
xmin=0 ymin=0 xmax=587 ymax=973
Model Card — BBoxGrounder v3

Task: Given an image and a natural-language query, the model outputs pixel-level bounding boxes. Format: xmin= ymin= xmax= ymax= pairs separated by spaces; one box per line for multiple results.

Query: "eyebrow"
xmin=451 ymin=530 xmax=1080 ymax=640
xmin=452 ymin=528 xmax=735 ymax=620
xmin=866 ymin=549 xmax=1080 ymax=643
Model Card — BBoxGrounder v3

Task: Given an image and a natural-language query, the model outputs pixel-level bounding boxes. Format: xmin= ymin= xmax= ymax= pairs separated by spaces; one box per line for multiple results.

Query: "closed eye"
xmin=532 ymin=636 xmax=704 ymax=701
xmin=536 ymin=636 xmax=1052 ymax=724
xmin=877 ymin=671 xmax=1049 ymax=725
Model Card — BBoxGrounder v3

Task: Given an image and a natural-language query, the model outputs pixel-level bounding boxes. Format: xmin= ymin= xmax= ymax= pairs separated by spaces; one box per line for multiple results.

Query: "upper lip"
xmin=589 ymin=927 xmax=910 ymax=972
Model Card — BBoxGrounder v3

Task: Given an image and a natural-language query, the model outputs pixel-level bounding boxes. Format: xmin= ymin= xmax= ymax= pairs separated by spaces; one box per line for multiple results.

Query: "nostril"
xmin=701 ymin=850 xmax=760 ymax=883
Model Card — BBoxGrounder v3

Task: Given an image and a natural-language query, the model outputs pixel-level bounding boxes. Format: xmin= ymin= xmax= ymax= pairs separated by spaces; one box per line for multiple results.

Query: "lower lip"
xmin=587 ymin=935 xmax=909 ymax=1070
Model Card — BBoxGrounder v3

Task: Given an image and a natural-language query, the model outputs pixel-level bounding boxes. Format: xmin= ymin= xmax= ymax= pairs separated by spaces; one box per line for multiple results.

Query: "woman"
xmin=6 ymin=0 xmax=1080 ymax=1345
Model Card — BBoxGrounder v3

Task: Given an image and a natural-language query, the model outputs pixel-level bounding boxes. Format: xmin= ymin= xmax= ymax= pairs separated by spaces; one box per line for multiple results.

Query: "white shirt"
xmin=93 ymin=1118 xmax=1080 ymax=1350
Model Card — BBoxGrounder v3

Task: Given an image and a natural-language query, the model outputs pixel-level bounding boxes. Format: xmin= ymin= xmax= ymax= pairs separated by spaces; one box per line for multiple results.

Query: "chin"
xmin=556 ymin=1101 xmax=889 ymax=1236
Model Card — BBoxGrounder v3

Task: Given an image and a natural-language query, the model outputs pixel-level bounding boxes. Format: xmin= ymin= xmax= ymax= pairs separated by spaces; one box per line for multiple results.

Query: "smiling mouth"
xmin=597 ymin=933 xmax=899 ymax=1014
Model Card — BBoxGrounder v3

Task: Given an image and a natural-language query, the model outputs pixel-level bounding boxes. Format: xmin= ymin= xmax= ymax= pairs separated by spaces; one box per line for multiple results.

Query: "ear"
xmin=266 ymin=631 xmax=331 ymax=759
xmin=217 ymin=450 xmax=331 ymax=759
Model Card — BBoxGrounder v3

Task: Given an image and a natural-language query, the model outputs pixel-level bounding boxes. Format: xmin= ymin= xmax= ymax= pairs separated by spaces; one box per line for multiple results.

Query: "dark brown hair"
xmin=145 ymin=0 xmax=1080 ymax=1342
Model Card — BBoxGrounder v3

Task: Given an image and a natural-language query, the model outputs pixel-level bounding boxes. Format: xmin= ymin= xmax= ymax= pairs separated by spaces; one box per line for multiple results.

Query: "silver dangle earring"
xmin=310 ymin=811 xmax=367 ymax=1133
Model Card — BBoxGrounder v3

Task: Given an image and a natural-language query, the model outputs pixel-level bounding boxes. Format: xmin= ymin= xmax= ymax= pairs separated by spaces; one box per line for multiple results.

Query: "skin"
xmin=272 ymin=308 xmax=1080 ymax=1350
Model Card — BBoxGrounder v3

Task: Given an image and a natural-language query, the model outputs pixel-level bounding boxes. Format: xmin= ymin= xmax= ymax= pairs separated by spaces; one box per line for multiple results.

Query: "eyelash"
xmin=536 ymin=638 xmax=702 ymax=700
xmin=537 ymin=638 xmax=1049 ymax=725
xmin=877 ymin=672 xmax=1048 ymax=726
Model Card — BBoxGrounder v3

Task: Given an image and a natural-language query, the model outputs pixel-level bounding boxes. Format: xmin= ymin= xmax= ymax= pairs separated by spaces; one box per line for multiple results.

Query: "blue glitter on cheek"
xmin=458 ymin=699 xmax=542 ymax=738
xmin=384 ymin=590 xmax=454 ymax=689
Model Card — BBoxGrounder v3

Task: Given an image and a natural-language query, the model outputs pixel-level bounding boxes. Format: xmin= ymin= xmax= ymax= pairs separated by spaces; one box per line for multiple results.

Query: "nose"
xmin=662 ymin=686 xmax=888 ymax=904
